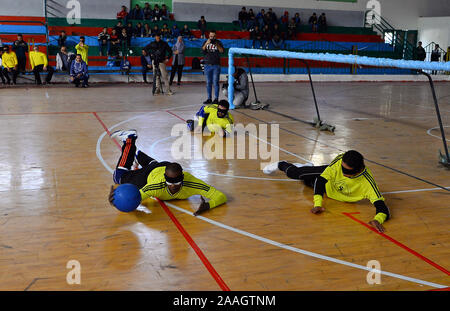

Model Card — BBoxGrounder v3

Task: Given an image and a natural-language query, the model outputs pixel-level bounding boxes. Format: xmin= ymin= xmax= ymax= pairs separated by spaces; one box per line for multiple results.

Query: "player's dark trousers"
xmin=113 ymin=137 xmax=170 ymax=188
xmin=2 ymin=68 xmax=18 ymax=84
xmin=33 ymin=65 xmax=54 ymax=84
xmin=279 ymin=161 xmax=328 ymax=187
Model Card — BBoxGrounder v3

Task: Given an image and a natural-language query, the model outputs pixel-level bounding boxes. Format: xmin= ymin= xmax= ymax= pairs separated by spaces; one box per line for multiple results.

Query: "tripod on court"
xmin=152 ymin=62 xmax=164 ymax=95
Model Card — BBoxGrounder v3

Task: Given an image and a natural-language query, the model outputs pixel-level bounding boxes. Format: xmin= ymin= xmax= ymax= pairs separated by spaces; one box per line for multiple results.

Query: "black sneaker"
xmin=203 ymin=99 xmax=212 ymax=105
xmin=213 ymin=98 xmax=219 ymax=105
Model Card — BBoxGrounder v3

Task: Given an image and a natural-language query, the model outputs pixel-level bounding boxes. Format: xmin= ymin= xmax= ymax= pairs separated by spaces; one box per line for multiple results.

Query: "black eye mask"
xmin=164 ymin=173 xmax=184 ymax=184
xmin=217 ymin=108 xmax=228 ymax=117
xmin=342 ymin=165 xmax=363 ymax=176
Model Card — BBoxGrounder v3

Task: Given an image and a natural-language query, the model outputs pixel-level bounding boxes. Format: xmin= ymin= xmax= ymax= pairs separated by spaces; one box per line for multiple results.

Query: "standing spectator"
xmin=121 ymin=28 xmax=131 ymax=56
xmin=129 ymin=4 xmax=143 ymax=20
xmin=309 ymin=13 xmax=318 ymax=32
xmin=98 ymin=27 xmax=110 ymax=56
xmin=13 ymin=34 xmax=28 ymax=73
xmin=151 ymin=25 xmax=161 ymax=38
xmin=247 ymin=9 xmax=256 ymax=30
xmin=153 ymin=4 xmax=162 ymax=21
xmin=161 ymin=4 xmax=170 ymax=21
xmin=143 ymin=3 xmax=153 ymax=21
xmin=109 ymin=29 xmax=121 ymax=56
xmin=143 ymin=23 xmax=152 ymax=37
xmin=294 ymin=13 xmax=301 ymax=26
xmin=238 ymin=7 xmax=248 ymax=30
xmin=140 ymin=48 xmax=152 ymax=83
xmin=280 ymin=11 xmax=289 ymax=25
xmin=171 ymin=24 xmax=181 ymax=40
xmin=70 ymin=54 xmax=89 ymax=87
xmin=267 ymin=8 xmax=278 ymax=24
xmin=160 ymin=23 xmax=171 ymax=40
xmin=2 ymin=45 xmax=18 ymax=85
xmin=414 ymin=41 xmax=426 ymax=61
xmin=75 ymin=36 xmax=89 ymax=65
xmin=134 ymin=22 xmax=144 ymax=38
xmin=201 ymin=30 xmax=224 ymax=104
xmin=0 ymin=48 xmax=5 ymax=84
xmin=145 ymin=33 xmax=173 ymax=95
xmin=117 ymin=6 xmax=128 ymax=23
xmin=29 ymin=45 xmax=54 ymax=85
xmin=58 ymin=30 xmax=68 ymax=48
xmin=56 ymin=46 xmax=75 ymax=72
xmin=318 ymin=13 xmax=327 ymax=32
xmin=180 ymin=24 xmax=193 ymax=40
xmin=287 ymin=18 xmax=297 ymax=40
xmin=125 ymin=22 xmax=134 ymax=39
xmin=250 ymin=25 xmax=263 ymax=49
xmin=431 ymin=44 xmax=441 ymax=75
xmin=256 ymin=9 xmax=266 ymax=28
xmin=170 ymin=36 xmax=185 ymax=86
xmin=114 ymin=21 xmax=124 ymax=34
xmin=198 ymin=16 xmax=207 ymax=39
xmin=262 ymin=24 xmax=272 ymax=49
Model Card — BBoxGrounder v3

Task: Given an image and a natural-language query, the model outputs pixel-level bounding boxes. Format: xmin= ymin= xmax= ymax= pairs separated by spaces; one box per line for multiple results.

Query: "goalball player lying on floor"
xmin=186 ymin=100 xmax=234 ymax=137
xmin=108 ymin=129 xmax=227 ymax=215
xmin=263 ymin=150 xmax=390 ymax=233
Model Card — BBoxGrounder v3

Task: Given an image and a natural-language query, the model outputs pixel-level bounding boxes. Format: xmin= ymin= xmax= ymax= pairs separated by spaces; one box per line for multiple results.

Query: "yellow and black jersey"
xmin=197 ymin=104 xmax=234 ymax=134
xmin=139 ymin=166 xmax=227 ymax=208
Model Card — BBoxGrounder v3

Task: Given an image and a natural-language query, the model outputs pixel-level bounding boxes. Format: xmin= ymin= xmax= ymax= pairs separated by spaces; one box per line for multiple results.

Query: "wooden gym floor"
xmin=0 ymin=81 xmax=448 ymax=291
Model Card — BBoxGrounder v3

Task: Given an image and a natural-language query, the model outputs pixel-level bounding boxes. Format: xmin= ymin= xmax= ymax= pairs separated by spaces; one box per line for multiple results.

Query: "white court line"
xmin=427 ymin=126 xmax=450 ymax=142
xmin=383 ymin=187 xmax=450 ymax=195
xmin=96 ymin=112 xmax=449 ymax=289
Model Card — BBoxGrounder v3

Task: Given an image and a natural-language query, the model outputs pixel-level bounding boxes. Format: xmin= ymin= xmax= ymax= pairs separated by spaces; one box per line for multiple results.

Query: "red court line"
xmin=156 ymin=198 xmax=230 ymax=291
xmin=166 ymin=110 xmax=187 ymax=122
xmin=342 ymin=212 xmax=450 ymax=276
xmin=92 ymin=111 xmax=230 ymax=291
xmin=428 ymin=287 xmax=450 ymax=291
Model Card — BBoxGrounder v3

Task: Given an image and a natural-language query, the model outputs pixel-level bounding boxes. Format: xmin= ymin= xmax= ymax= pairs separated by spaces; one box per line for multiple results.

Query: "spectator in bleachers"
xmin=161 ymin=4 xmax=170 ymax=21
xmin=2 ymin=46 xmax=18 ymax=85
xmin=247 ymin=9 xmax=256 ymax=30
xmin=256 ymin=9 xmax=266 ymax=28
xmin=134 ymin=22 xmax=144 ymax=38
xmin=29 ymin=46 xmax=54 ymax=85
xmin=431 ymin=44 xmax=441 ymax=75
xmin=140 ymin=48 xmax=152 ymax=83
xmin=153 ymin=4 xmax=162 ymax=21
xmin=109 ymin=29 xmax=121 ymax=56
xmin=75 ymin=36 xmax=89 ymax=65
xmin=58 ymin=30 xmax=67 ymax=48
xmin=264 ymin=12 xmax=273 ymax=28
xmin=143 ymin=23 xmax=151 ymax=37
xmin=160 ymin=23 xmax=171 ymax=40
xmin=70 ymin=54 xmax=89 ymax=87
xmin=318 ymin=13 xmax=327 ymax=32
xmin=170 ymin=36 xmax=185 ymax=86
xmin=198 ymin=16 xmax=207 ymax=39
xmin=114 ymin=21 xmax=124 ymax=34
xmin=180 ymin=24 xmax=193 ymax=40
xmin=121 ymin=28 xmax=131 ymax=55
xmin=262 ymin=24 xmax=272 ymax=49
xmin=238 ymin=7 xmax=248 ymax=30
xmin=280 ymin=11 xmax=289 ymax=25
xmin=250 ymin=25 xmax=263 ymax=49
xmin=414 ymin=41 xmax=426 ymax=61
xmin=13 ymin=34 xmax=28 ymax=74
xmin=309 ymin=13 xmax=318 ymax=32
xmin=287 ymin=18 xmax=297 ymax=40
xmin=151 ymin=25 xmax=161 ymax=38
xmin=294 ymin=12 xmax=301 ymax=26
xmin=267 ymin=8 xmax=278 ymax=25
xmin=56 ymin=46 xmax=75 ymax=72
xmin=129 ymin=4 xmax=144 ymax=20
xmin=0 ymin=48 xmax=5 ymax=85
xmin=171 ymin=25 xmax=181 ymax=40
xmin=271 ymin=24 xmax=284 ymax=49
xmin=98 ymin=27 xmax=110 ymax=56
xmin=117 ymin=6 xmax=128 ymax=23
xmin=201 ymin=30 xmax=224 ymax=104
xmin=0 ymin=39 xmax=3 ymax=49
xmin=143 ymin=3 xmax=153 ymax=21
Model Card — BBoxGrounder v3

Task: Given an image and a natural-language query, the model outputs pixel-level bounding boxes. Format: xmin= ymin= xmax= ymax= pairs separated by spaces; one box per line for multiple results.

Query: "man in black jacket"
xmin=414 ymin=41 xmax=426 ymax=61
xmin=145 ymin=34 xmax=173 ymax=95
xmin=13 ymin=34 xmax=28 ymax=74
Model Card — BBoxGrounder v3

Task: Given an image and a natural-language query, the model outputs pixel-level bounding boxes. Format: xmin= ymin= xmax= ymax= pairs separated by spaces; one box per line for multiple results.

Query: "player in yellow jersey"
xmin=108 ymin=129 xmax=227 ymax=215
xmin=263 ymin=150 xmax=390 ymax=233
xmin=186 ymin=100 xmax=234 ymax=137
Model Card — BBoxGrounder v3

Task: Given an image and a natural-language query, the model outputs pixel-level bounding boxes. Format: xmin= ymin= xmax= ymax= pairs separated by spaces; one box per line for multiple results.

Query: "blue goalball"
xmin=113 ymin=184 xmax=141 ymax=212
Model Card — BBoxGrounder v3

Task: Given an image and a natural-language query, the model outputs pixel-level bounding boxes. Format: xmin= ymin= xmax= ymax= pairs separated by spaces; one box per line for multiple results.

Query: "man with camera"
xmin=201 ymin=30 xmax=224 ymax=105
xmin=145 ymin=34 xmax=173 ymax=95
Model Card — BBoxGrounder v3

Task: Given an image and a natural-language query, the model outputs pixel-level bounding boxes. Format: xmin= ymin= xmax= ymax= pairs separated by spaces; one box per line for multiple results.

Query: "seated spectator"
xmin=114 ymin=21 xmax=124 ymax=34
xmin=151 ymin=25 xmax=161 ymax=38
xmin=58 ymin=30 xmax=67 ymax=48
xmin=125 ymin=22 xmax=134 ymax=39
xmin=134 ymin=22 xmax=144 ymax=38
xmin=287 ymin=18 xmax=297 ymax=40
xmin=161 ymin=23 xmax=171 ymax=40
xmin=75 ymin=36 xmax=89 ymax=65
xmin=171 ymin=24 xmax=181 ymax=39
xmin=121 ymin=28 xmax=131 ymax=55
xmin=143 ymin=23 xmax=151 ymax=37
xmin=309 ymin=13 xmax=318 ymax=32
xmin=264 ymin=12 xmax=273 ymax=28
xmin=271 ymin=34 xmax=284 ymax=50
xmin=161 ymin=4 xmax=170 ymax=21
xmin=247 ymin=9 xmax=256 ymax=30
xmin=120 ymin=56 xmax=131 ymax=75
xmin=267 ymin=8 xmax=278 ymax=24
xmin=143 ymin=3 xmax=153 ymax=20
xmin=98 ymin=27 xmax=110 ymax=56
xmin=117 ymin=6 xmax=128 ymax=23
xmin=198 ymin=16 xmax=207 ymax=39
xmin=180 ymin=24 xmax=193 ymax=40
xmin=294 ymin=12 xmax=301 ymax=25
xmin=262 ymin=24 xmax=272 ymax=49
xmin=70 ymin=54 xmax=89 ymax=87
xmin=29 ymin=45 xmax=54 ymax=85
xmin=153 ymin=4 xmax=162 ymax=21
xmin=109 ymin=29 xmax=121 ymax=56
xmin=250 ymin=25 xmax=263 ymax=49
xmin=280 ymin=11 xmax=289 ymax=25
xmin=141 ymin=48 xmax=152 ymax=83
xmin=256 ymin=9 xmax=266 ymax=28
xmin=56 ymin=46 xmax=75 ymax=72
xmin=272 ymin=23 xmax=283 ymax=40
xmin=129 ymin=4 xmax=143 ymax=20
xmin=318 ymin=13 xmax=327 ymax=32
xmin=1 ymin=45 xmax=18 ymax=85
xmin=238 ymin=7 xmax=248 ymax=30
